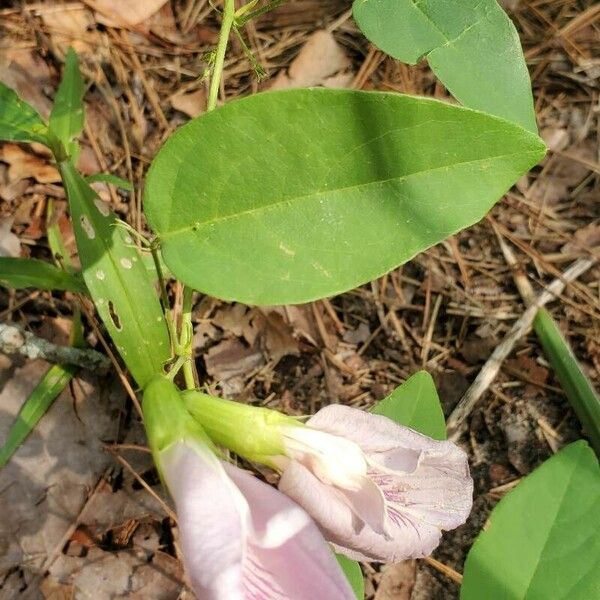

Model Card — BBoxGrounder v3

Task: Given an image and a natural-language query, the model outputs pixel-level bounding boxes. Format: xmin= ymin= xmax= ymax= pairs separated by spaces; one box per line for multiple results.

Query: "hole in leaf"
xmin=108 ymin=300 xmax=122 ymax=331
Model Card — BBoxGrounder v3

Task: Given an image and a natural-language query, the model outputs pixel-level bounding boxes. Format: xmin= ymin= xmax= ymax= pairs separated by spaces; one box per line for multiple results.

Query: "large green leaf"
xmin=461 ymin=441 xmax=600 ymax=599
xmin=0 ymin=257 xmax=86 ymax=293
xmin=352 ymin=0 xmax=536 ymax=132
xmin=49 ymin=48 xmax=84 ymax=159
xmin=145 ymin=89 xmax=545 ymax=305
xmin=59 ymin=160 xmax=170 ymax=387
xmin=0 ymin=82 xmax=49 ymax=145
xmin=371 ymin=370 xmax=446 ymax=439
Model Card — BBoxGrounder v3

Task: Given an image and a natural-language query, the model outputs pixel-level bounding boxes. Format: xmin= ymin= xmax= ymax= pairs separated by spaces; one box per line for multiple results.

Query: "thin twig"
xmin=0 ymin=321 xmax=110 ymax=371
xmin=446 ymin=256 xmax=597 ymax=439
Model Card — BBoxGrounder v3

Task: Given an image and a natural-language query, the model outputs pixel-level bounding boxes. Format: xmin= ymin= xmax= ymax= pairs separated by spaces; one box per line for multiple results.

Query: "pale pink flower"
xmin=161 ymin=439 xmax=356 ymax=600
xmin=276 ymin=405 xmax=473 ymax=562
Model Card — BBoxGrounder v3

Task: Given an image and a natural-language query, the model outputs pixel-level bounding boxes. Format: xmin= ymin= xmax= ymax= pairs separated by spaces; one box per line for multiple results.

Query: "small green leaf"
xmin=352 ymin=0 xmax=537 ymax=132
xmin=534 ymin=308 xmax=600 ymax=455
xmin=49 ymin=48 xmax=84 ymax=159
xmin=85 ymin=172 xmax=133 ymax=191
xmin=59 ymin=160 xmax=170 ymax=387
xmin=0 ymin=82 xmax=49 ymax=145
xmin=371 ymin=370 xmax=446 ymax=439
xmin=145 ymin=89 xmax=545 ymax=305
xmin=0 ymin=363 xmax=77 ymax=468
xmin=461 ymin=441 xmax=600 ymax=599
xmin=0 ymin=257 xmax=86 ymax=293
xmin=335 ymin=553 xmax=364 ymax=599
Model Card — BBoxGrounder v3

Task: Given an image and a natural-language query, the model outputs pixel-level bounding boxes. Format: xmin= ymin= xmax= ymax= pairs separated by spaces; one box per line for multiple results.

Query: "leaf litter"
xmin=0 ymin=0 xmax=599 ymax=598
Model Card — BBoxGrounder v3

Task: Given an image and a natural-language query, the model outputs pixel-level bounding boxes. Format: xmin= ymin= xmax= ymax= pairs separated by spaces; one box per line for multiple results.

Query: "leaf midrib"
xmin=160 ymin=148 xmax=540 ymax=239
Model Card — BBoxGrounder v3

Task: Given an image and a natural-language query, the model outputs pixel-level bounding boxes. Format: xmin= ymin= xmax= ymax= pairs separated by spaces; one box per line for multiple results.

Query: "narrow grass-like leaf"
xmin=85 ymin=172 xmax=133 ymax=191
xmin=0 ymin=257 xmax=86 ymax=293
xmin=534 ymin=308 xmax=600 ymax=454
xmin=0 ymin=363 xmax=77 ymax=468
xmin=59 ymin=160 xmax=170 ymax=387
xmin=461 ymin=441 xmax=600 ymax=599
xmin=335 ymin=554 xmax=364 ymax=599
xmin=0 ymin=82 xmax=49 ymax=145
xmin=49 ymin=48 xmax=84 ymax=159
xmin=352 ymin=0 xmax=536 ymax=132
xmin=145 ymin=89 xmax=545 ymax=305
xmin=371 ymin=370 xmax=446 ymax=439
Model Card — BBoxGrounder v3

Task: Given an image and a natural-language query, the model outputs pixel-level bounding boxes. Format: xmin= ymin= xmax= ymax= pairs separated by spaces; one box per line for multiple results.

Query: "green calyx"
xmin=182 ymin=390 xmax=300 ymax=464
xmin=142 ymin=376 xmax=213 ymax=475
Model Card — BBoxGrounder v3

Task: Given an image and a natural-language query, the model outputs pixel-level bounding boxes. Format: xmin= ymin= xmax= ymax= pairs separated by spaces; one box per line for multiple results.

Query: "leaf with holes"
xmin=59 ymin=160 xmax=170 ymax=387
xmin=0 ymin=82 xmax=50 ymax=146
xmin=461 ymin=441 xmax=600 ymax=599
xmin=0 ymin=257 xmax=86 ymax=293
xmin=49 ymin=48 xmax=85 ymax=159
xmin=371 ymin=370 xmax=446 ymax=439
xmin=352 ymin=0 xmax=536 ymax=132
xmin=145 ymin=89 xmax=545 ymax=305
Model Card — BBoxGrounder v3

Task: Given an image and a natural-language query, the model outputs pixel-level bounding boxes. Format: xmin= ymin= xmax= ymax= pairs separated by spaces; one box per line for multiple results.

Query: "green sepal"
xmin=143 ymin=377 xmax=213 ymax=476
xmin=182 ymin=390 xmax=298 ymax=463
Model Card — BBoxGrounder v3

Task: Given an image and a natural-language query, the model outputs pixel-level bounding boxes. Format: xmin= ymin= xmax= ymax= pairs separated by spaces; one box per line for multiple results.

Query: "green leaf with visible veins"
xmin=60 ymin=160 xmax=170 ymax=387
xmin=352 ymin=0 xmax=537 ymax=132
xmin=145 ymin=89 xmax=545 ymax=305
xmin=49 ymin=48 xmax=84 ymax=159
xmin=0 ymin=257 xmax=86 ymax=293
xmin=372 ymin=371 xmax=446 ymax=439
xmin=0 ymin=82 xmax=49 ymax=145
xmin=461 ymin=441 xmax=600 ymax=599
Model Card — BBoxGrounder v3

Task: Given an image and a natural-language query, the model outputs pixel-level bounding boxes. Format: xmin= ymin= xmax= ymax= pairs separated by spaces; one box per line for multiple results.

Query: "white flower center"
xmin=280 ymin=425 xmax=368 ymax=490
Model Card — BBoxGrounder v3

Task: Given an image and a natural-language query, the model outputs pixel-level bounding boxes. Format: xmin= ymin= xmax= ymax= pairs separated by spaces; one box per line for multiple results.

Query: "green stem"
xmin=207 ymin=0 xmax=235 ymax=112
xmin=180 ymin=286 xmax=196 ymax=390
xmin=175 ymin=0 xmax=236 ymax=388
xmin=151 ymin=243 xmax=178 ymax=355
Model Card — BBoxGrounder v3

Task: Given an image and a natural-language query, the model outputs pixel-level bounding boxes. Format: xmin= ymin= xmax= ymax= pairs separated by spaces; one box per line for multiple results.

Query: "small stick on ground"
xmin=0 ymin=321 xmax=110 ymax=372
xmin=422 ymin=556 xmax=463 ymax=585
xmin=446 ymin=256 xmax=596 ymax=439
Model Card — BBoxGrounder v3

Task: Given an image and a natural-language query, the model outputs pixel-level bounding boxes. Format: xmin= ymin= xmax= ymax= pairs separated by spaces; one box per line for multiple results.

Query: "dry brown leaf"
xmin=0 ymin=216 xmax=21 ymax=257
xmin=0 ymin=49 xmax=52 ymax=117
xmin=375 ymin=561 xmax=417 ymax=600
xmin=0 ymin=361 xmax=122 ymax=574
xmin=269 ymin=30 xmax=353 ymax=90
xmin=562 ymin=223 xmax=600 ymax=253
xmin=84 ymin=0 xmax=169 ymax=27
xmin=171 ymin=89 xmax=206 ymax=118
xmin=205 ymin=338 xmax=265 ymax=396
xmin=0 ymin=144 xmax=60 ymax=184
xmin=259 ymin=310 xmax=300 ymax=364
xmin=40 ymin=6 xmax=95 ymax=55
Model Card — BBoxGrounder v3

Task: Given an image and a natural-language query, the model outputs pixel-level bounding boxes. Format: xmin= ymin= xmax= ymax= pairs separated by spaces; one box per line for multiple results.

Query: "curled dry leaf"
xmin=0 ymin=144 xmax=60 ymax=184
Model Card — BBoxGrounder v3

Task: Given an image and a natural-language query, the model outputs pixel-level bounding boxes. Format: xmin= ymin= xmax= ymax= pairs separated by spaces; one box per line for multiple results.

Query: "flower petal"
xmin=161 ymin=442 xmax=246 ymax=600
xmin=225 ymin=462 xmax=356 ymax=600
xmin=294 ymin=405 xmax=474 ymax=562
xmin=307 ymin=404 xmax=441 ymax=458
xmin=279 ymin=460 xmax=443 ymax=562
